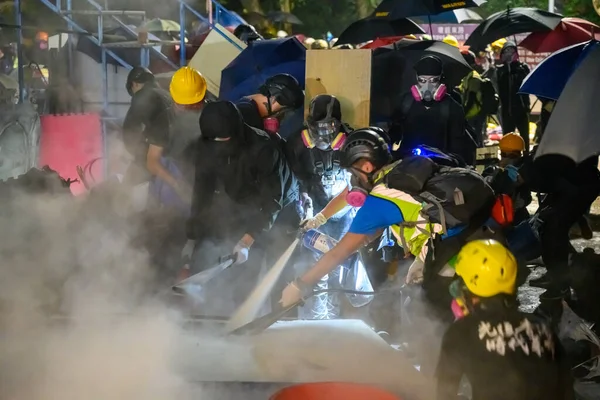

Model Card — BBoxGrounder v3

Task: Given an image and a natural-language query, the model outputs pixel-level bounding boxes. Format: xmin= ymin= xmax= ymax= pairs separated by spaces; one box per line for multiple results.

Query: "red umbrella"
xmin=519 ymin=17 xmax=599 ymax=54
xmin=360 ymin=35 xmax=410 ymax=49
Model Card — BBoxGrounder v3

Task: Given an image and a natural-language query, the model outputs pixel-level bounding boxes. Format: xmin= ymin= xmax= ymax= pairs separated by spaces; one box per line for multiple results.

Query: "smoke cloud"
xmin=0 ymin=172 xmax=194 ymax=400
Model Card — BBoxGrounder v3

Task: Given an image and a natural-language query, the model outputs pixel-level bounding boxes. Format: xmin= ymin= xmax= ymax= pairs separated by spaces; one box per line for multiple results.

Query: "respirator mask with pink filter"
xmin=410 ymin=55 xmax=447 ymax=103
xmin=345 ymin=169 xmax=373 ymax=207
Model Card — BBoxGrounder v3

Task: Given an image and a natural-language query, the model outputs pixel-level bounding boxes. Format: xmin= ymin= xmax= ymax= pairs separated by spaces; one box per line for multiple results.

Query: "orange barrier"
xmin=39 ymin=113 xmax=104 ymax=196
xmin=270 ymin=382 xmax=402 ymax=400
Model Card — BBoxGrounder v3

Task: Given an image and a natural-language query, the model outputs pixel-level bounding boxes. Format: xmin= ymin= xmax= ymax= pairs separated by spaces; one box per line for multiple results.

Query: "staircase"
xmin=33 ymin=0 xmax=244 ymax=178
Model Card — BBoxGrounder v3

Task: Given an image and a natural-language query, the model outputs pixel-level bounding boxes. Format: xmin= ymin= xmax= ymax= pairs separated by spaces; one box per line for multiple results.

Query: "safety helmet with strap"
xmin=340 ymin=127 xmax=392 ymax=170
xmin=455 ymin=239 xmax=517 ymax=298
xmin=259 ymin=74 xmax=304 ymax=110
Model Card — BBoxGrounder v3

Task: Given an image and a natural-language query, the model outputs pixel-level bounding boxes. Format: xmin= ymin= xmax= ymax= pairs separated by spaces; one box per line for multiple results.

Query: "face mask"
xmin=305 ymin=97 xmax=346 ymax=150
xmin=451 ymin=297 xmax=469 ymax=320
xmin=501 ymin=47 xmax=517 ymax=64
xmin=264 ymin=117 xmax=280 ymax=134
xmin=345 ymin=171 xmax=372 ymax=207
xmin=411 ymin=75 xmax=446 ymax=102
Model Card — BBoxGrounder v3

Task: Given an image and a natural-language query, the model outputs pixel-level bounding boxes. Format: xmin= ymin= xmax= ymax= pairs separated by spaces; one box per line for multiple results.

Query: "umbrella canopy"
xmin=533 ymin=41 xmax=600 ymax=162
xmin=519 ymin=40 xmax=598 ymax=100
xmin=417 ymin=9 xmax=483 ymax=24
xmin=336 ymin=16 xmax=425 ymax=46
xmin=519 ymin=17 xmax=598 ymax=53
xmin=464 ymin=7 xmax=563 ymax=52
xmin=360 ymin=36 xmax=405 ymax=49
xmin=140 ymin=18 xmax=181 ymax=33
xmin=371 ymin=39 xmax=473 ymax=117
xmin=219 ymin=37 xmax=306 ymax=101
xmin=267 ymin=11 xmax=303 ymax=25
xmin=373 ymin=0 xmax=485 ymax=20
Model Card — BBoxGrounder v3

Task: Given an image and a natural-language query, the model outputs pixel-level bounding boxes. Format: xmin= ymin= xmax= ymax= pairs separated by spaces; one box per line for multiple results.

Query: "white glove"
xmin=406 ymin=258 xmax=425 ymax=284
xmin=181 ymin=240 xmax=195 ymax=260
xmin=233 ymin=241 xmax=250 ymax=265
xmin=279 ymin=278 xmax=313 ymax=308
xmin=300 ymin=212 xmax=327 ymax=231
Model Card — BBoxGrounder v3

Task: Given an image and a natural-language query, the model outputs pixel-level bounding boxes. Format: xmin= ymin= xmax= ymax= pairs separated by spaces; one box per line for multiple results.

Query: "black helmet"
xmin=259 ymin=73 xmax=304 ymax=110
xmin=341 ymin=127 xmax=392 ymax=169
xmin=233 ymin=24 xmax=262 ymax=44
xmin=126 ymin=66 xmax=154 ymax=96
xmin=306 ymin=94 xmax=342 ymax=150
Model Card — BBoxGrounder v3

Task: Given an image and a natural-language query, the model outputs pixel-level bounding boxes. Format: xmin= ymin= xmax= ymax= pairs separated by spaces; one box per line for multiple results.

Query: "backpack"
xmin=385 ymin=155 xmax=495 ymax=232
xmin=479 ymin=77 xmax=499 ymax=115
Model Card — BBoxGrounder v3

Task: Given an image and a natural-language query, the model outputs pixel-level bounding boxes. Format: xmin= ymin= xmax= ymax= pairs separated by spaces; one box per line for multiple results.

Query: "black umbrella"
xmin=534 ymin=41 xmax=600 ymax=163
xmin=267 ymin=11 xmax=303 ymax=25
xmin=336 ymin=16 xmax=425 ymax=46
xmin=464 ymin=7 xmax=563 ymax=51
xmin=371 ymin=39 xmax=473 ymax=117
xmin=373 ymin=0 xmax=486 ymax=20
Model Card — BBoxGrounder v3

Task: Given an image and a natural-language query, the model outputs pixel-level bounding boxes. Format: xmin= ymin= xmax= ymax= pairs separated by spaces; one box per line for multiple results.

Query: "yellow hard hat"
xmin=491 ymin=38 xmax=507 ymax=53
xmin=499 ymin=132 xmax=525 ymax=153
xmin=170 ymin=66 xmax=207 ymax=105
xmin=443 ymin=35 xmax=459 ymax=48
xmin=455 ymin=239 xmax=517 ymax=298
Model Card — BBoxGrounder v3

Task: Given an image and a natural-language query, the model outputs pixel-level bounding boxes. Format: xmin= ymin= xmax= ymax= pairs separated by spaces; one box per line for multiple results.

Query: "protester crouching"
xmin=185 ymin=101 xmax=299 ymax=316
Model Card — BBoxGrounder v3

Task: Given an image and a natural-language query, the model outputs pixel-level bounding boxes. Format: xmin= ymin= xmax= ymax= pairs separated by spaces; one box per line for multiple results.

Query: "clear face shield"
xmin=307 ymin=96 xmax=342 ymax=150
xmin=307 ymin=118 xmax=342 ymax=150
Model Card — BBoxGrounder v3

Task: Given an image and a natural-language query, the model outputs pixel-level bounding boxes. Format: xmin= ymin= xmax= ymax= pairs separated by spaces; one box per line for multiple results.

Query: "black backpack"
xmin=479 ymin=77 xmax=499 ymax=115
xmin=385 ymin=155 xmax=495 ymax=232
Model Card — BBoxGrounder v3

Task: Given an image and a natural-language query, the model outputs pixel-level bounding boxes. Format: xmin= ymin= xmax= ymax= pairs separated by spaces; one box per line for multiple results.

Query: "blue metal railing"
xmin=177 ymin=0 xmax=244 ymax=67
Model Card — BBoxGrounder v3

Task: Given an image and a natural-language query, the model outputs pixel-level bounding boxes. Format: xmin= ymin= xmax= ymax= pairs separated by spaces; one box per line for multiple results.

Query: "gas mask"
xmin=411 ymin=75 xmax=446 ymax=103
xmin=449 ymin=280 xmax=478 ymax=320
xmin=303 ymin=97 xmax=346 ymax=151
xmin=345 ymin=169 xmax=373 ymax=207
xmin=500 ymin=47 xmax=518 ymax=64
xmin=263 ymin=117 xmax=280 ymax=134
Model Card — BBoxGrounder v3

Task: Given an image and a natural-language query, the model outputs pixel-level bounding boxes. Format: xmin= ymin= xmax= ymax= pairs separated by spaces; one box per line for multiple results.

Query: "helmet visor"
xmin=307 ymin=118 xmax=341 ymax=149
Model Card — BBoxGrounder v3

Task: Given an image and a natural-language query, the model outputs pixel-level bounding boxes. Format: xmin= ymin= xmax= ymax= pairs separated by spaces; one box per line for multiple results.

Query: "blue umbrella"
xmin=418 ymin=9 xmax=482 ymax=24
xmin=219 ymin=37 xmax=306 ymax=101
xmin=519 ymin=40 xmax=599 ymax=100
xmin=523 ymin=40 xmax=600 ymax=162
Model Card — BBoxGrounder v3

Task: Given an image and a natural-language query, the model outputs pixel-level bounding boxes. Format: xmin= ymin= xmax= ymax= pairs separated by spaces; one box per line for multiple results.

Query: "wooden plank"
xmin=305 ymin=49 xmax=372 ymax=129
xmin=188 ymin=24 xmax=246 ymax=96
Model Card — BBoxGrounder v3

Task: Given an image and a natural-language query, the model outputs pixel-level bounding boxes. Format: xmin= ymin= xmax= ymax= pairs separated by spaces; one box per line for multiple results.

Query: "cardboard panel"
xmin=305 ymin=49 xmax=372 ymax=129
xmin=188 ymin=24 xmax=246 ymax=96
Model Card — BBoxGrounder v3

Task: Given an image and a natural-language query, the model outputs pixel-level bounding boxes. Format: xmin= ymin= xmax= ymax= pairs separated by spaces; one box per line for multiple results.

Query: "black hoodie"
xmin=187 ymin=101 xmax=298 ymax=241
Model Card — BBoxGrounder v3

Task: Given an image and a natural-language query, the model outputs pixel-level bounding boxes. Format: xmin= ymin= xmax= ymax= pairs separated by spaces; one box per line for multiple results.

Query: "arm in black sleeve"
xmin=123 ymin=95 xmax=146 ymax=133
xmin=246 ymin=145 xmax=286 ymax=238
xmin=447 ymin=100 xmax=469 ymax=157
xmin=436 ymin=324 xmax=464 ymax=400
xmin=186 ymin=142 xmax=216 ymax=240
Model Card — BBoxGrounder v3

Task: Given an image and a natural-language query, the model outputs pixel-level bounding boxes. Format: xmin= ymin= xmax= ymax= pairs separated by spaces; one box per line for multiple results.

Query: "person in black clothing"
xmin=437 ymin=239 xmax=575 ymax=400
xmin=233 ymin=24 xmax=263 ymax=45
xmin=496 ymin=41 xmax=531 ymax=155
xmin=389 ymin=55 xmax=471 ymax=164
xmin=286 ymin=94 xmax=358 ymax=319
xmin=235 ymin=73 xmax=304 ymax=135
xmin=185 ymin=101 xmax=299 ymax=315
xmin=286 ymin=94 xmax=354 ymax=236
xmin=122 ymin=67 xmax=190 ymax=201
xmin=530 ymin=155 xmax=600 ymax=309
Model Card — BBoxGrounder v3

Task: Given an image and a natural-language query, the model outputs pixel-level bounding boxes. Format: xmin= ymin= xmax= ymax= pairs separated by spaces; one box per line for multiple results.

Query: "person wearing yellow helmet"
xmin=437 ymin=239 xmax=574 ymax=400
xmin=442 ymin=35 xmax=459 ymax=48
xmin=169 ymin=66 xmax=207 ymax=109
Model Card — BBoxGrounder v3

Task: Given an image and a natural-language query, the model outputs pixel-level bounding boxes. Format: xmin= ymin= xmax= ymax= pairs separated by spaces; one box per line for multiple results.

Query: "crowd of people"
xmin=119 ymin=28 xmax=600 ymax=398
